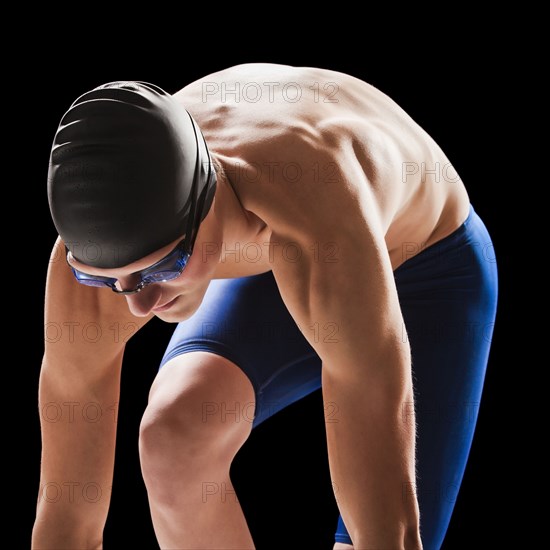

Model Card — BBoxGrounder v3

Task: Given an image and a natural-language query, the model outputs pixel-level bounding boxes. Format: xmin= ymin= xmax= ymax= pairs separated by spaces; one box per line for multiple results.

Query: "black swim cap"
xmin=48 ymin=81 xmax=217 ymax=268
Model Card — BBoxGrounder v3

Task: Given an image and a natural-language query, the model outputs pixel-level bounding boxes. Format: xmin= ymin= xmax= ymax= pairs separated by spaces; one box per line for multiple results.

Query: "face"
xmin=67 ymin=207 xmax=222 ymax=322
xmin=65 ymin=159 xmax=238 ymax=322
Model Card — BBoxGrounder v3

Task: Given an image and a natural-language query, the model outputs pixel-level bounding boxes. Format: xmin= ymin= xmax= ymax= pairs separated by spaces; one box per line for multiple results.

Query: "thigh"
xmin=161 ymin=272 xmax=323 ymax=427
xmin=396 ymin=207 xmax=498 ymax=549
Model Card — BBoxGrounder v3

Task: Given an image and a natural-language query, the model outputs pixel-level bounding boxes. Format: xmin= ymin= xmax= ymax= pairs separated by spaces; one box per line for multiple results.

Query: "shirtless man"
xmin=32 ymin=64 xmax=497 ymax=549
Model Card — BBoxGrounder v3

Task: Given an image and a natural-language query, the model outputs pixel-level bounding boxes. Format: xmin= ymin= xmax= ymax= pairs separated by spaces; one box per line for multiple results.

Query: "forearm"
xmin=32 ymin=358 xmax=121 ymax=549
xmin=323 ymin=367 xmax=421 ymax=549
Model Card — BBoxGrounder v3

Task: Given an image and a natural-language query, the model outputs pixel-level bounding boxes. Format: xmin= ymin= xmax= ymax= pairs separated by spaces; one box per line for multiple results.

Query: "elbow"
xmin=366 ymin=337 xmax=413 ymax=406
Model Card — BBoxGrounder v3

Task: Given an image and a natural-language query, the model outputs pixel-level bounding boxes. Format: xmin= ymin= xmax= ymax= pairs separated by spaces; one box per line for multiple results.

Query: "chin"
xmin=154 ymin=305 xmax=192 ymax=323
xmin=154 ymin=292 xmax=204 ymax=323
xmin=155 ymin=311 xmax=193 ymax=323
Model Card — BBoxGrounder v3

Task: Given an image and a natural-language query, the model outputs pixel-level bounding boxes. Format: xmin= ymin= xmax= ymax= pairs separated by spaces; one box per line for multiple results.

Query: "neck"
xmin=195 ymin=154 xmax=269 ymax=278
xmin=194 ymin=157 xmax=245 ymax=258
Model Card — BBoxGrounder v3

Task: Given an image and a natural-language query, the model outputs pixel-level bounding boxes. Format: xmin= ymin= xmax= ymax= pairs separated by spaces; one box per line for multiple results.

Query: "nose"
xmin=125 ymin=284 xmax=163 ymax=317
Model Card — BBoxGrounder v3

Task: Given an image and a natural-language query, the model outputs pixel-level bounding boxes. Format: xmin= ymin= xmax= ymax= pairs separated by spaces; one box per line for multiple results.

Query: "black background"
xmin=19 ymin=31 xmax=519 ymax=549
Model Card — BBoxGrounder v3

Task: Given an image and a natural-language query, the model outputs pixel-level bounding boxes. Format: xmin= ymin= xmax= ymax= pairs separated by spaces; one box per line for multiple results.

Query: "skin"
xmin=33 ymin=63 xmax=469 ymax=549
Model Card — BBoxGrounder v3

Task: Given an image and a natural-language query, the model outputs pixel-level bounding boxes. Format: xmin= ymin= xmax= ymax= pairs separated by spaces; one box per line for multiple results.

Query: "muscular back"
xmin=176 ymin=63 xmax=470 ymax=269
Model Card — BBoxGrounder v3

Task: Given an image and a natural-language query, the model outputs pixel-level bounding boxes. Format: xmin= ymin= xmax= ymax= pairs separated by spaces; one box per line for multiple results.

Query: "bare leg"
xmin=139 ymin=352 xmax=255 ymax=549
xmin=334 ymin=544 xmax=354 ymax=549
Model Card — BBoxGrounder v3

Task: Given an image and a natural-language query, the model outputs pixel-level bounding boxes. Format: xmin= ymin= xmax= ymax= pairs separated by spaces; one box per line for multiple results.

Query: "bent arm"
xmin=32 ymin=239 xmax=152 ymax=549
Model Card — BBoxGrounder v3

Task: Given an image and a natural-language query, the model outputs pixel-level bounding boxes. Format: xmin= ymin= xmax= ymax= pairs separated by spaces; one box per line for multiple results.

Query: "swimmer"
xmin=32 ymin=64 xmax=497 ymax=549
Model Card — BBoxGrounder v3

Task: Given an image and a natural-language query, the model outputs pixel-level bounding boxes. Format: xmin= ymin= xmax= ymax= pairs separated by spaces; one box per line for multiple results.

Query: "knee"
xmin=139 ymin=395 xmax=214 ymax=467
xmin=139 ymin=353 xmax=254 ymax=481
xmin=139 ymin=389 xmax=243 ymax=471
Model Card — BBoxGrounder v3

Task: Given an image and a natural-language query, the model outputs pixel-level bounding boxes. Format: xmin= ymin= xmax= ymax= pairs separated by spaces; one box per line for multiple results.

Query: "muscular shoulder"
xmin=227 ymin=121 xmax=381 ymax=245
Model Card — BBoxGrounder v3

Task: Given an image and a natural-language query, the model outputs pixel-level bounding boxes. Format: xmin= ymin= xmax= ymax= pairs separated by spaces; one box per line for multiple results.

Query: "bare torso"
xmin=175 ymin=63 xmax=470 ymax=277
xmin=36 ymin=66 xmax=465 ymax=547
